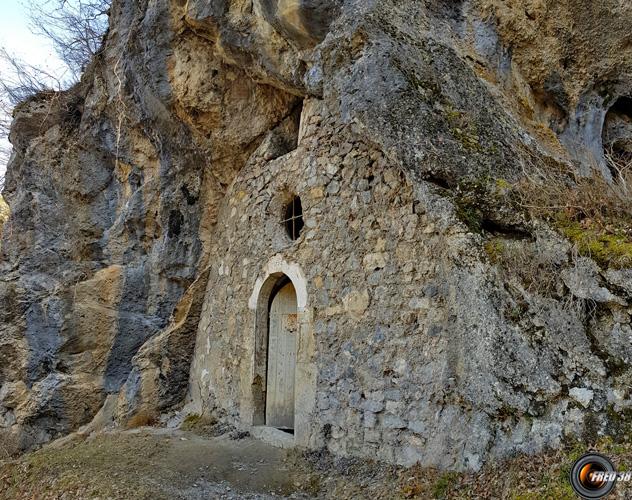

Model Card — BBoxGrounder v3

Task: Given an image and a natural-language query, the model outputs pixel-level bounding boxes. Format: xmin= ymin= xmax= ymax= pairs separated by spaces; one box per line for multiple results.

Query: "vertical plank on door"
xmin=266 ymin=281 xmax=298 ymax=429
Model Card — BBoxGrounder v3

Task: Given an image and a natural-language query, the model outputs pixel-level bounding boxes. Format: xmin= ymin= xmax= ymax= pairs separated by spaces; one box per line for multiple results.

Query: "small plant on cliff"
xmin=125 ymin=409 xmax=158 ymax=429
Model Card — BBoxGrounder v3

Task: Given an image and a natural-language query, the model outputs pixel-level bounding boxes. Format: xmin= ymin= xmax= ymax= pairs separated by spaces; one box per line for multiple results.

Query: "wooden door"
xmin=266 ymin=281 xmax=298 ymax=430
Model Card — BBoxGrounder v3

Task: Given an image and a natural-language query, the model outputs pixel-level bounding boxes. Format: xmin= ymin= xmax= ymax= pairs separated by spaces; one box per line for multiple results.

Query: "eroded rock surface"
xmin=1 ymin=0 xmax=632 ymax=470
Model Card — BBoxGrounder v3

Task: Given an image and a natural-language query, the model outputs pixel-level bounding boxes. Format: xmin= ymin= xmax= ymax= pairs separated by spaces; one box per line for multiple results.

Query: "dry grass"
xmin=0 ymin=431 xmax=20 ymax=461
xmin=0 ymin=432 xmax=162 ymax=499
xmin=180 ymin=413 xmax=215 ymax=432
xmin=511 ymin=150 xmax=632 ymax=269
xmin=298 ymin=436 xmax=632 ymax=499
xmin=393 ymin=437 xmax=632 ymax=499
xmin=484 ymin=237 xmax=561 ymax=298
xmin=125 ymin=409 xmax=158 ymax=429
xmin=516 ymin=151 xmax=632 ymax=225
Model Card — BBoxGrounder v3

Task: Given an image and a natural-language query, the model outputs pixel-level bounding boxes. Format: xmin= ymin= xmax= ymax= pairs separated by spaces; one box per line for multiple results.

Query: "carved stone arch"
xmin=246 ymin=256 xmax=316 ymax=447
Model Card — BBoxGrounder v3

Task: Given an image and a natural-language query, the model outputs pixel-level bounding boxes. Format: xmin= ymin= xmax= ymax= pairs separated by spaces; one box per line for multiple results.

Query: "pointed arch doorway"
xmin=266 ymin=279 xmax=298 ymax=430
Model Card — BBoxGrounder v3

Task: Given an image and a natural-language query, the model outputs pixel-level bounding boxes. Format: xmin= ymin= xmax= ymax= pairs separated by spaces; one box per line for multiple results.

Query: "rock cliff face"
xmin=1 ymin=0 xmax=632 ymax=470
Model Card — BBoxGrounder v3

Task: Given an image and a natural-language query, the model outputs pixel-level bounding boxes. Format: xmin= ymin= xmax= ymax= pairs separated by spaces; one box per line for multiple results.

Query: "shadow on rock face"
xmin=603 ymin=96 xmax=632 ymax=157
xmin=258 ymin=0 xmax=342 ymax=46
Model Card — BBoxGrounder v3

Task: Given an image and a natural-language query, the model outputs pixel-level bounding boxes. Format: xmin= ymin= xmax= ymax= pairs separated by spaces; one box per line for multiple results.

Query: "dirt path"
xmin=119 ymin=429 xmax=310 ymax=499
xmin=0 ymin=429 xmax=316 ymax=499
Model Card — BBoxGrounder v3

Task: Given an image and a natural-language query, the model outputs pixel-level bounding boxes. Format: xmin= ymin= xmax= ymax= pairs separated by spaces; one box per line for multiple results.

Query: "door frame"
xmin=247 ymin=256 xmax=316 ymax=448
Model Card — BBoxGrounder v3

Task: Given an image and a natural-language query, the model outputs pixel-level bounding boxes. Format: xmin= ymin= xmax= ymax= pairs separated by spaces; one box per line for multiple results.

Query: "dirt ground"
xmin=1 ymin=426 xmax=632 ymax=499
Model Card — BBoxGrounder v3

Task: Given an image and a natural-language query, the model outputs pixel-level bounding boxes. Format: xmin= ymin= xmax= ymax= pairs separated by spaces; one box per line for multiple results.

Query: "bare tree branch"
xmin=0 ymin=48 xmax=67 ymax=106
xmin=27 ymin=0 xmax=110 ymax=79
xmin=0 ymin=1 xmax=110 ymax=179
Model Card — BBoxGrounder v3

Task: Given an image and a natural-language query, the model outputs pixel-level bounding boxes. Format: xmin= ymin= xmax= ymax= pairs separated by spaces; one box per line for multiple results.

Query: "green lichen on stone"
xmin=452 ymin=176 xmax=516 ymax=234
xmin=495 ymin=178 xmax=512 ymax=191
xmin=444 ymin=105 xmax=485 ymax=153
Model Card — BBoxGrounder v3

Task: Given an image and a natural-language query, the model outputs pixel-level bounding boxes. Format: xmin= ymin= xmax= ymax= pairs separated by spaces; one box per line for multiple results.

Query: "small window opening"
xmin=283 ymin=196 xmax=304 ymax=241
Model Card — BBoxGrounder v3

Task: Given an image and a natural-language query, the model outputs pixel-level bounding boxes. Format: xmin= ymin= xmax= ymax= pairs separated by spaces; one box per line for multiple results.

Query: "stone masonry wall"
xmin=189 ymin=99 xmax=622 ymax=471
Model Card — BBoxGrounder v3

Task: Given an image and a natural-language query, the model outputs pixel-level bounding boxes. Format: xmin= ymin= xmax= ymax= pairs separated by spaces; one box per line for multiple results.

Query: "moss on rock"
xmin=558 ymin=219 xmax=632 ymax=269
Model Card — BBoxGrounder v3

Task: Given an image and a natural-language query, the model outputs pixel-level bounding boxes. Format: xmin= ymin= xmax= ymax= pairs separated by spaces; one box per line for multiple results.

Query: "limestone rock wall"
xmin=0 ymin=0 xmax=301 ymax=448
xmin=0 ymin=0 xmax=631 ymax=469
xmin=476 ymin=0 xmax=632 ymax=170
